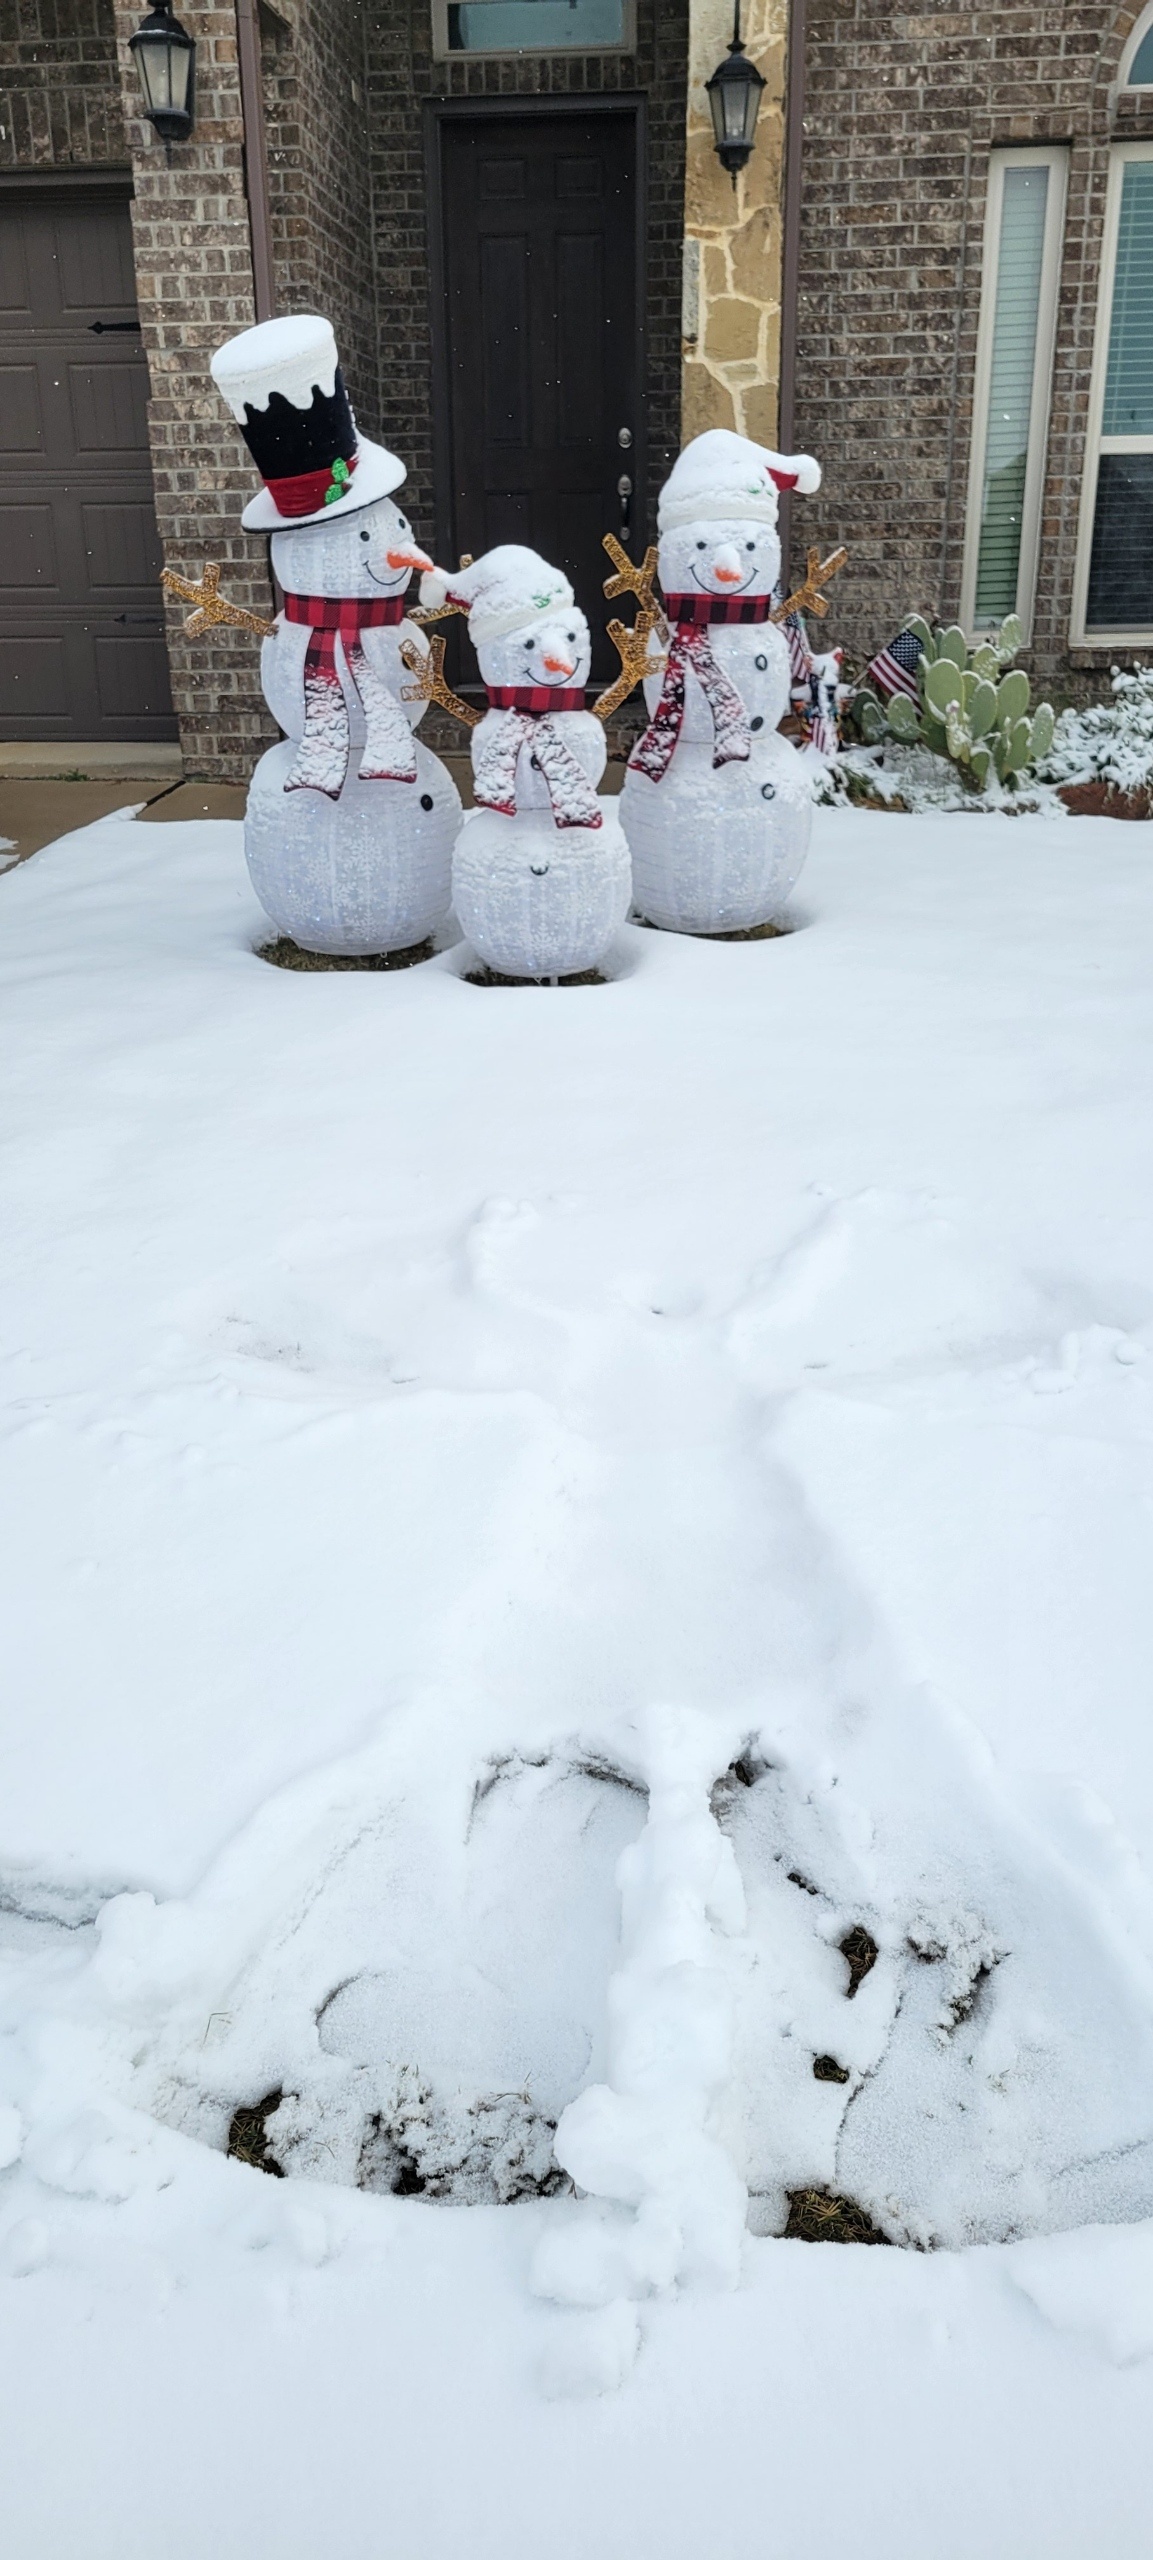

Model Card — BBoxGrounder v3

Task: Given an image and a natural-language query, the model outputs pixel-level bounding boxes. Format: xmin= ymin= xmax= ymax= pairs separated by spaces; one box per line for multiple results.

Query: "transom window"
xmin=960 ymin=147 xmax=1068 ymax=640
xmin=431 ymin=0 xmax=633 ymax=54
xmin=1121 ymin=5 xmax=1153 ymax=85
xmin=1072 ymin=142 xmax=1153 ymax=642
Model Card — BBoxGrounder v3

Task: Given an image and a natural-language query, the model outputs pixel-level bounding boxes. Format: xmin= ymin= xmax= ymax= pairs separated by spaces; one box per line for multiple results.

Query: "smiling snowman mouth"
xmin=691 ymin=566 xmax=757 ymax=596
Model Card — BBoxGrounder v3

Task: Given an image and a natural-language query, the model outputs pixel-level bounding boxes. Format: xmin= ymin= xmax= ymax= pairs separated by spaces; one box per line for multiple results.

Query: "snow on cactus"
xmin=210 ymin=315 xmax=461 ymax=957
xmin=878 ymin=615 xmax=1055 ymax=789
xmin=419 ymin=546 xmax=631 ymax=982
xmin=619 ymin=429 xmax=821 ymax=937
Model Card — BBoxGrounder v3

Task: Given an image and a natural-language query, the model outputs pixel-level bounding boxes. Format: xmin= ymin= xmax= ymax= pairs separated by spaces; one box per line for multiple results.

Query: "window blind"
xmin=1101 ymin=161 xmax=1153 ymax=436
xmin=974 ymin=166 xmax=1049 ymax=622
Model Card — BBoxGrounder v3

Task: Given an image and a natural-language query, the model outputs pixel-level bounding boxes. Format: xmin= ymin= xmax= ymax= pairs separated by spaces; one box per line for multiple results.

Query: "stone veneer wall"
xmin=793 ymin=0 xmax=1153 ymax=700
xmin=0 ymin=0 xmax=126 ymax=168
xmin=681 ymin=0 xmax=787 ymax=448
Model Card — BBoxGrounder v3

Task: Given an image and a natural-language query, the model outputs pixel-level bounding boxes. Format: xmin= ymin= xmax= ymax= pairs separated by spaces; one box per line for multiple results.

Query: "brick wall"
xmin=793 ymin=1 xmax=1153 ymax=701
xmin=366 ymin=0 xmax=688 ymax=554
xmin=0 ymin=0 xmax=126 ymax=168
xmin=262 ymin=1 xmax=379 ymax=436
xmin=105 ymin=0 xmax=378 ymax=779
xmin=364 ymin=0 xmax=687 ymax=750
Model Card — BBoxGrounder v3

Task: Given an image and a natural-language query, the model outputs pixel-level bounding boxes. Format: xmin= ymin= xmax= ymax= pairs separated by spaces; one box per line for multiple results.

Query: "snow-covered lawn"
xmin=2 ymin=805 xmax=1153 ymax=2557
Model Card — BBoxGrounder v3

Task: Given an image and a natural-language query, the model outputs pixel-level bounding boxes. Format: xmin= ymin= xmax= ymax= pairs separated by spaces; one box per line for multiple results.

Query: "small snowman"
xmin=419 ymin=546 xmax=631 ymax=982
xmin=619 ymin=429 xmax=821 ymax=937
xmin=210 ymin=314 xmax=461 ymax=957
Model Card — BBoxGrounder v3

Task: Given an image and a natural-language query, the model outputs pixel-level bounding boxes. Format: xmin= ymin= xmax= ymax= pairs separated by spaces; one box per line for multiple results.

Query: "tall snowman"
xmin=620 ymin=429 xmax=821 ymax=937
xmin=210 ymin=315 xmax=461 ymax=957
xmin=419 ymin=547 xmax=631 ymax=982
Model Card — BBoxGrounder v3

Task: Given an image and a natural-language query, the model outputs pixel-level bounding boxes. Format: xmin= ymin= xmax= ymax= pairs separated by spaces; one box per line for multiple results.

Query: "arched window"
xmin=1120 ymin=4 xmax=1153 ymax=86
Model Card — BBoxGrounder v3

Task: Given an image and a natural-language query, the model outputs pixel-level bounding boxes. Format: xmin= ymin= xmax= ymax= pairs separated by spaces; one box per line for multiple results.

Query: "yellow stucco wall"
xmin=682 ymin=0 xmax=787 ymax=451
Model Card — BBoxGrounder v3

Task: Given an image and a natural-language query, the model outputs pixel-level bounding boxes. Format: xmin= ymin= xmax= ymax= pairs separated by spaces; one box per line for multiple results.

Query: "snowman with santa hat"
xmin=210 ymin=313 xmax=460 ymax=957
xmin=419 ymin=545 xmax=631 ymax=982
xmin=620 ymin=427 xmax=821 ymax=937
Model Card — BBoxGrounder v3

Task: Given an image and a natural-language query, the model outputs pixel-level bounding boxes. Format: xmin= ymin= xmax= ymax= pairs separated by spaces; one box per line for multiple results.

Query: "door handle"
xmin=617 ymin=471 xmax=633 ymax=536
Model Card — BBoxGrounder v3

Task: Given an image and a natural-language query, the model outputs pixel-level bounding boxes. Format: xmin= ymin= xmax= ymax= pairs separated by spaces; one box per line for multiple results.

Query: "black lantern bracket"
xmin=706 ymin=2 xmax=766 ymax=187
xmin=129 ymin=0 xmax=197 ymax=146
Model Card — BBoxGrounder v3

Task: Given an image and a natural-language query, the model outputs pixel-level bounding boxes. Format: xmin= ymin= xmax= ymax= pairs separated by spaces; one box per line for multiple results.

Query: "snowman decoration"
xmin=619 ymin=429 xmax=822 ymax=937
xmin=419 ymin=546 xmax=631 ymax=982
xmin=210 ymin=315 xmax=461 ymax=957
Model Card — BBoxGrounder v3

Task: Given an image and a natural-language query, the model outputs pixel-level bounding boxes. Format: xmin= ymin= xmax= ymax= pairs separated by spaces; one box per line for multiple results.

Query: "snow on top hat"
xmin=419 ymin=545 xmax=574 ymax=646
xmin=211 ymin=314 xmax=405 ymax=531
xmin=658 ymin=428 xmax=821 ymax=533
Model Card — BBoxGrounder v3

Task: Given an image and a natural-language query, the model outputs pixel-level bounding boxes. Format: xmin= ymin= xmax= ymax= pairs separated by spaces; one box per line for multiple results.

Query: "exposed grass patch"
xmin=227 ymin=2089 xmax=285 ymax=2175
xmin=785 ymin=2187 xmax=891 ymax=2245
xmin=463 ymin=965 xmax=605 ymax=987
xmin=256 ymin=937 xmax=434 ymax=972
xmin=840 ymin=1924 xmax=879 ymax=1997
xmin=812 ymin=2054 xmax=851 ymax=2084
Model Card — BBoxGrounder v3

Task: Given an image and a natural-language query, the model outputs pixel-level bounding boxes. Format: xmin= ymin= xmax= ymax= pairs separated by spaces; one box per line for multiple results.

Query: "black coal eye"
xmin=746 ymin=542 xmax=755 ymax=552
xmin=360 ymin=529 xmax=370 ymax=542
xmin=696 ymin=541 xmax=706 ymax=551
xmin=567 ymin=632 xmax=575 ymax=643
xmin=397 ymin=517 xmax=408 ymax=531
xmin=523 ymin=637 xmax=533 ymax=648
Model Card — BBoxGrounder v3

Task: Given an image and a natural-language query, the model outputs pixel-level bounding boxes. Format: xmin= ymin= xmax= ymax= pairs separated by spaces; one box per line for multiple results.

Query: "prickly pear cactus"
xmin=873 ymin=614 xmax=1054 ymax=788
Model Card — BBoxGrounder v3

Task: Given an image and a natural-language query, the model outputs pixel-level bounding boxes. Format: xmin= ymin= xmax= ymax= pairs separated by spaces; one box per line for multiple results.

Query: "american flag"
xmin=783 ymin=609 xmax=812 ymax=687
xmin=863 ymin=625 xmax=925 ymax=703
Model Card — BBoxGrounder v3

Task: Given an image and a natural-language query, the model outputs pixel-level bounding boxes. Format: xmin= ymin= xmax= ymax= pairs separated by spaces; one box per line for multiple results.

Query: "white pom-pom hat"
xmin=419 ymin=545 xmax=574 ymax=646
xmin=211 ymin=314 xmax=405 ymax=530
xmin=658 ymin=429 xmax=821 ymax=533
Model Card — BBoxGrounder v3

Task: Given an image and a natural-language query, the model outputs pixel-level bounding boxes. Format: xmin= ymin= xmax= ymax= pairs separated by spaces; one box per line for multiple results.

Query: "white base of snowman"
xmin=245 ymin=741 xmax=461 ymax=956
xmin=453 ymin=806 xmax=631 ymax=980
xmin=621 ymin=731 xmax=812 ymax=937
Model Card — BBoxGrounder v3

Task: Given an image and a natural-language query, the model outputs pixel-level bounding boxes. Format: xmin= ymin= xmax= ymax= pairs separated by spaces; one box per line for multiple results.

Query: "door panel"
xmin=0 ymin=187 xmax=176 ymax=740
xmin=437 ymin=110 xmax=640 ymax=689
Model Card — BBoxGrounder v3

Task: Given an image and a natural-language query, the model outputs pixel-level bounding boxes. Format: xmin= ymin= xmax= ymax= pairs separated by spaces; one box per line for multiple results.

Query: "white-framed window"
xmin=960 ymin=146 xmax=1068 ymax=641
xmin=1071 ymin=142 xmax=1153 ymax=645
xmin=1120 ymin=2 xmax=1153 ymax=87
xmin=430 ymin=0 xmax=635 ymax=56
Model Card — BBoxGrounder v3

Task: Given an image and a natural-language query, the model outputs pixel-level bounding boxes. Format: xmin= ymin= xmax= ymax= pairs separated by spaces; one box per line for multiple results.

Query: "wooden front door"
xmin=0 ymin=183 xmax=176 ymax=741
xmin=434 ymin=107 xmax=642 ymax=688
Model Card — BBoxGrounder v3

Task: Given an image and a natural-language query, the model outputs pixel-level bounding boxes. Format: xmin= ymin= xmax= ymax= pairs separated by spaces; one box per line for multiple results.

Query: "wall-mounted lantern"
xmin=706 ymin=2 xmax=766 ymax=186
xmin=129 ymin=1 xmax=197 ymax=144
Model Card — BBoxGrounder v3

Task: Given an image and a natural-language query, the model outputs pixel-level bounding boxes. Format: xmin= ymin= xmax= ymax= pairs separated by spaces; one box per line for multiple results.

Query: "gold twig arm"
xmin=601 ymin=534 xmax=669 ymax=644
xmin=593 ymin=610 xmax=666 ymax=725
xmin=160 ymin=561 xmax=276 ymax=639
xmin=772 ymin=546 xmax=848 ymax=628
xmin=399 ymin=633 xmax=482 ymax=730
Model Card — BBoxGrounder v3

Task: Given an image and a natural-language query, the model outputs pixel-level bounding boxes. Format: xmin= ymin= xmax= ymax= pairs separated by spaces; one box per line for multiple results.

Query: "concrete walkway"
xmin=0 ymin=780 xmax=248 ymax=870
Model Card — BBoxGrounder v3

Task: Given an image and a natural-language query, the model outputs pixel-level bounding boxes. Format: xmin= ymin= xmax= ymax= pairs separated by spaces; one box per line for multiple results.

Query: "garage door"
xmin=0 ymin=181 xmax=176 ymax=742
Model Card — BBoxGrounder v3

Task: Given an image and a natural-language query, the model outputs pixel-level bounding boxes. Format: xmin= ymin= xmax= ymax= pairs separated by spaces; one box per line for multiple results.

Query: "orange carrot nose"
xmin=543 ymin=652 xmax=575 ymax=676
xmin=714 ymin=564 xmax=742 ymax=583
xmin=387 ymin=546 xmax=433 ymax=572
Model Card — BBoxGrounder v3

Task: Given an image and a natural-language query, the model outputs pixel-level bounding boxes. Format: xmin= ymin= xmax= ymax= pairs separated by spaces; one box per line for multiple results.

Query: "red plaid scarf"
xmin=661 ymin=592 xmax=775 ymax=626
xmin=281 ymin=592 xmax=414 ymax=798
xmin=485 ymin=685 xmax=586 ymax=712
xmin=630 ymin=595 xmax=776 ymax=786
xmin=476 ymin=685 xmax=600 ymax=829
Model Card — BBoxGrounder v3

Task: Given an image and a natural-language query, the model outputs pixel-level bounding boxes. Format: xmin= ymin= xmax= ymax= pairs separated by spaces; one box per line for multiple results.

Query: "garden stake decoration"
xmin=206 ymin=311 xmax=462 ymax=958
xmin=417 ymin=544 xmax=631 ymax=982
xmin=613 ymin=428 xmax=832 ymax=936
